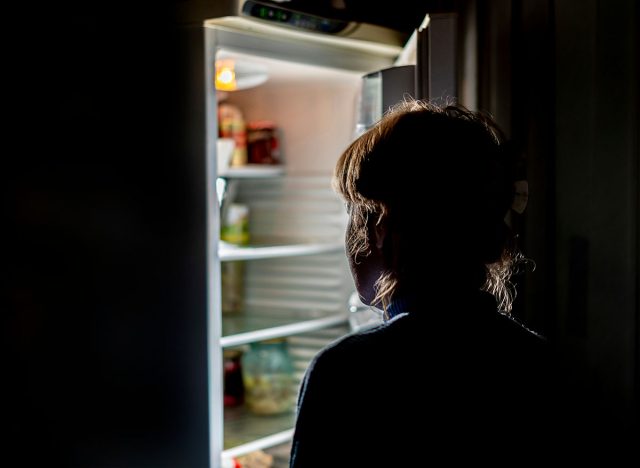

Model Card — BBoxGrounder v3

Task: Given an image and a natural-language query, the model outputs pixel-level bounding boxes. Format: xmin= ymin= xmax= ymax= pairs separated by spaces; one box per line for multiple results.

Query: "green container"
xmin=241 ymin=339 xmax=295 ymax=416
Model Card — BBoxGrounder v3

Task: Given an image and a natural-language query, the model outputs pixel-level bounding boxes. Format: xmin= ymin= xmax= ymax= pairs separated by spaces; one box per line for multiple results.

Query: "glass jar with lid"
xmin=241 ymin=338 xmax=295 ymax=415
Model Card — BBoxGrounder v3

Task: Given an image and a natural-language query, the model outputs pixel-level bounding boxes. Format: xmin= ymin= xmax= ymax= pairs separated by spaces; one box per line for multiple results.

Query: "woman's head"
xmin=333 ymin=100 xmax=525 ymax=313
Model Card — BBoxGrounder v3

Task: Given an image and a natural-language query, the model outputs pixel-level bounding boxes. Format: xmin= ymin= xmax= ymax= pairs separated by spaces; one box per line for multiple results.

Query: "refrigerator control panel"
xmin=242 ymin=0 xmax=350 ymax=34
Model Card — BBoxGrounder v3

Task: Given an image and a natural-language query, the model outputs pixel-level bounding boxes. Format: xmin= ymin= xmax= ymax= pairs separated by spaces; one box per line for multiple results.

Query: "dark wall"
xmin=553 ymin=0 xmax=638 ymax=427
xmin=472 ymin=0 xmax=638 ymax=429
xmin=7 ymin=2 xmax=210 ymax=466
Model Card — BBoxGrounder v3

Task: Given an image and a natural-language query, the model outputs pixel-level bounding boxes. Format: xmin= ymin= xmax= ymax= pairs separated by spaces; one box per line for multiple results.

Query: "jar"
xmin=223 ymin=349 xmax=244 ymax=407
xmin=241 ymin=339 xmax=295 ymax=415
xmin=247 ymin=120 xmax=280 ymax=165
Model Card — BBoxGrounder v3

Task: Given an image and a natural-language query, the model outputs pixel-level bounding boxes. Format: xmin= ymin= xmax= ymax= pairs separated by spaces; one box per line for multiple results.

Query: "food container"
xmin=241 ymin=339 xmax=295 ymax=415
xmin=220 ymin=203 xmax=250 ymax=245
xmin=216 ymin=138 xmax=235 ymax=175
xmin=223 ymin=349 xmax=245 ymax=407
xmin=247 ymin=120 xmax=280 ymax=165
xmin=220 ymin=203 xmax=250 ymax=314
xmin=219 ymin=103 xmax=248 ymax=167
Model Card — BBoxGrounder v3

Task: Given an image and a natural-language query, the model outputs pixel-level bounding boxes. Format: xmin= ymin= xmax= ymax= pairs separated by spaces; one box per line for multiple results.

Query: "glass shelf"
xmin=223 ymin=405 xmax=295 ymax=458
xmin=221 ymin=309 xmax=348 ymax=348
xmin=219 ymin=241 xmax=344 ymax=262
xmin=219 ymin=164 xmax=285 ymax=178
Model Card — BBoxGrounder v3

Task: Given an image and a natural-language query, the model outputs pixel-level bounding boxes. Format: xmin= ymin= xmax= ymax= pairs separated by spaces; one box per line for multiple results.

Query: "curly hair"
xmin=333 ymin=99 xmax=527 ymax=314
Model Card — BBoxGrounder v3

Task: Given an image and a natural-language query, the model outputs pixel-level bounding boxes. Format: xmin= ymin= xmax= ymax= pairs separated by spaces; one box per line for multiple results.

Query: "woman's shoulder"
xmin=306 ymin=313 xmax=411 ymax=372
xmin=324 ymin=312 xmax=408 ymax=349
xmin=491 ymin=310 xmax=548 ymax=354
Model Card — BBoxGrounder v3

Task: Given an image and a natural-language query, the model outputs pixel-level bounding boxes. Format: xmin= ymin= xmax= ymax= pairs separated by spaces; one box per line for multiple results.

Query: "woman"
xmin=290 ymin=101 xmax=552 ymax=466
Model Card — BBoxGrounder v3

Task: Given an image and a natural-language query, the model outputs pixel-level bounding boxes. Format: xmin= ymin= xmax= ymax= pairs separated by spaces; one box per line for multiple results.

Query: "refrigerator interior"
xmin=214 ymin=47 xmax=374 ymax=464
xmin=220 ymin=51 xmax=364 ymax=176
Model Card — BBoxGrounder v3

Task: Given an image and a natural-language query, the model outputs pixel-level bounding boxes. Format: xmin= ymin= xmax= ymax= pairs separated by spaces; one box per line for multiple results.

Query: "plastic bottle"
xmin=218 ymin=103 xmax=247 ymax=167
xmin=221 ymin=203 xmax=250 ymax=314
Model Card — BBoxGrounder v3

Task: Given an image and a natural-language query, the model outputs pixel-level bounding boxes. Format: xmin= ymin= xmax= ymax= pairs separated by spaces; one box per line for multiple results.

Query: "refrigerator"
xmin=191 ymin=5 xmax=458 ymax=466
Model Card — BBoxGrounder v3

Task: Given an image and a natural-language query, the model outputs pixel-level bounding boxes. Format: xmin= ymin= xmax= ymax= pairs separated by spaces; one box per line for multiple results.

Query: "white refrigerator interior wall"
xmin=221 ymin=50 xmax=363 ymax=175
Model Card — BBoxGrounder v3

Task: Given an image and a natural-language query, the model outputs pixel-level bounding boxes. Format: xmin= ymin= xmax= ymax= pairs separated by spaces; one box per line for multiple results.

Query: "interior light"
xmin=215 ymin=53 xmax=269 ymax=91
xmin=216 ymin=60 xmax=237 ymax=91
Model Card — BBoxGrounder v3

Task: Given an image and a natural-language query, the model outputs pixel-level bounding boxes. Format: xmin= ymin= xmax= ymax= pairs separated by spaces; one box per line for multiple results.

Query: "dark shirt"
xmin=290 ymin=291 xmax=557 ymax=466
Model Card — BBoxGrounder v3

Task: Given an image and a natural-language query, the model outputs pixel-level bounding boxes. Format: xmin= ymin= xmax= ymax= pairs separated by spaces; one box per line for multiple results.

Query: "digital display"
xmin=242 ymin=0 xmax=349 ymax=34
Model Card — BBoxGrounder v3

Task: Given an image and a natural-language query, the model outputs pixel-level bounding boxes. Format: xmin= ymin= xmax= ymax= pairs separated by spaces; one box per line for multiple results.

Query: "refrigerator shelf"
xmin=219 ymin=242 xmax=344 ymax=261
xmin=223 ymin=406 xmax=295 ymax=459
xmin=219 ymin=164 xmax=285 ymax=178
xmin=221 ymin=311 xmax=348 ymax=348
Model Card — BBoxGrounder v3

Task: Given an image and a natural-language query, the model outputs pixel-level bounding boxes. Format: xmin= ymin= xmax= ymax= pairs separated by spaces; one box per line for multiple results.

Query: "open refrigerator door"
xmin=203 ymin=14 xmax=429 ymax=467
